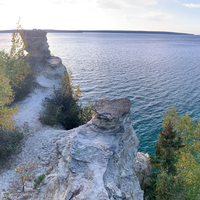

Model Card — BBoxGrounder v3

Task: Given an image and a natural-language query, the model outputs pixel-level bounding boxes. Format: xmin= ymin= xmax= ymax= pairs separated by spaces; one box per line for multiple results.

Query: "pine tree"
xmin=154 ymin=120 xmax=184 ymax=176
xmin=145 ymin=121 xmax=184 ymax=199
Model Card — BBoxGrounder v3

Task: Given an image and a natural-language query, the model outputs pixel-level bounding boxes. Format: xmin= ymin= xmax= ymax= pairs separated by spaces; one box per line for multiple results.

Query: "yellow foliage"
xmin=0 ymin=67 xmax=18 ymax=131
xmin=14 ymin=161 xmax=39 ymax=191
xmin=59 ymin=70 xmax=81 ymax=100
xmin=163 ymin=107 xmax=200 ymax=198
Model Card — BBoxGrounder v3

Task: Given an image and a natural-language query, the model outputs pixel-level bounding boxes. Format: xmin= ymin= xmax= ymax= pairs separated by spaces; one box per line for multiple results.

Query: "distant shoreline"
xmin=0 ymin=29 xmax=194 ymax=35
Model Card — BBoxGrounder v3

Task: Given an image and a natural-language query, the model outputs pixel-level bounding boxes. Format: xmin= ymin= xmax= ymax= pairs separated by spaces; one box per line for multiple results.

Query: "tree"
xmin=0 ymin=65 xmax=18 ymax=131
xmin=145 ymin=120 xmax=184 ymax=199
xmin=156 ymin=170 xmax=185 ymax=200
xmin=0 ymin=19 xmax=33 ymax=101
xmin=153 ymin=120 xmax=184 ymax=176
xmin=162 ymin=108 xmax=200 ymax=199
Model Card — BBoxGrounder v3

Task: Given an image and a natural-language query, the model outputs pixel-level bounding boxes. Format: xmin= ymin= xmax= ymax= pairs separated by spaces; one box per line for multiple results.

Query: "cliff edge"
xmin=0 ymin=30 xmax=151 ymax=200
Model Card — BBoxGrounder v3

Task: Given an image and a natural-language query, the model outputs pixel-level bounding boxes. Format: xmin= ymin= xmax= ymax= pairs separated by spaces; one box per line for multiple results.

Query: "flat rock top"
xmin=46 ymin=56 xmax=62 ymax=67
xmin=24 ymin=29 xmax=47 ymax=37
xmin=93 ymin=98 xmax=131 ymax=120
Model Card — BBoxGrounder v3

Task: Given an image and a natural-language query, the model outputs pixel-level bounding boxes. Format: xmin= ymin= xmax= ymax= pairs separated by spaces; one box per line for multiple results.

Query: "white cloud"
xmin=51 ymin=0 xmax=77 ymax=4
xmin=126 ymin=11 xmax=173 ymax=22
xmin=97 ymin=0 xmax=157 ymax=9
xmin=182 ymin=3 xmax=200 ymax=8
xmin=0 ymin=0 xmax=5 ymax=6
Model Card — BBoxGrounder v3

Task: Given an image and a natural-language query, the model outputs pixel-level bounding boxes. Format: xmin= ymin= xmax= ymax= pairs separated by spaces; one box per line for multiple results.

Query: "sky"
xmin=1 ymin=0 xmax=200 ymax=34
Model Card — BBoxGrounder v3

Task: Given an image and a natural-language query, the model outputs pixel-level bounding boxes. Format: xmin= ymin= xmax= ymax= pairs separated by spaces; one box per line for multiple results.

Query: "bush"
xmin=0 ymin=129 xmax=24 ymax=164
xmin=40 ymin=71 xmax=93 ymax=130
xmin=34 ymin=174 xmax=46 ymax=188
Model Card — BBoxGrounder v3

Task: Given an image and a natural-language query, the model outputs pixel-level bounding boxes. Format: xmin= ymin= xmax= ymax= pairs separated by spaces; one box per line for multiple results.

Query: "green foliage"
xmin=0 ymin=19 xmax=34 ymax=102
xmin=146 ymin=107 xmax=200 ymax=199
xmin=0 ymin=129 xmax=24 ymax=164
xmin=162 ymin=108 xmax=200 ymax=199
xmin=40 ymin=70 xmax=93 ymax=130
xmin=154 ymin=121 xmax=184 ymax=176
xmin=0 ymin=66 xmax=18 ymax=131
xmin=34 ymin=174 xmax=46 ymax=188
xmin=145 ymin=119 xmax=184 ymax=199
xmin=143 ymin=172 xmax=157 ymax=200
xmin=156 ymin=170 xmax=185 ymax=200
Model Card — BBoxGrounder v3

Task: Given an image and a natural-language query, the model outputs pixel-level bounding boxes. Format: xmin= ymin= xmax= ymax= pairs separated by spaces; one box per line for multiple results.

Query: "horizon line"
xmin=0 ymin=29 xmax=194 ymax=35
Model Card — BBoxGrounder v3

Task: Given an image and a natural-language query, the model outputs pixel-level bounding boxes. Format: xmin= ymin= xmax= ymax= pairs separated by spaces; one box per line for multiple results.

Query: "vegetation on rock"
xmin=0 ymin=19 xmax=32 ymax=163
xmin=40 ymin=70 xmax=93 ymax=130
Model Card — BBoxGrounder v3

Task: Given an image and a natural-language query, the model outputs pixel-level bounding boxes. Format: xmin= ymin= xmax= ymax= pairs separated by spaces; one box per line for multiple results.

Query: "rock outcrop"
xmin=135 ymin=152 xmax=152 ymax=186
xmin=24 ymin=29 xmax=66 ymax=79
xmin=31 ymin=98 xmax=144 ymax=200
xmin=24 ymin=29 xmax=51 ymax=62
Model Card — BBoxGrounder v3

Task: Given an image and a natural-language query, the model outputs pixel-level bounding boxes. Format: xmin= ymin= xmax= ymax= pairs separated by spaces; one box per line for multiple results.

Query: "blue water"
xmin=1 ymin=32 xmax=200 ymax=155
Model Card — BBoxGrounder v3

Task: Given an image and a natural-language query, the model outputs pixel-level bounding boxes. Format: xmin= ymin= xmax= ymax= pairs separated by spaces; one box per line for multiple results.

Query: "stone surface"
xmin=45 ymin=56 xmax=66 ymax=78
xmin=92 ymin=98 xmax=131 ymax=132
xmin=23 ymin=30 xmax=66 ymax=79
xmin=30 ymin=98 xmax=144 ymax=200
xmin=24 ymin=29 xmax=51 ymax=62
xmin=135 ymin=152 xmax=152 ymax=186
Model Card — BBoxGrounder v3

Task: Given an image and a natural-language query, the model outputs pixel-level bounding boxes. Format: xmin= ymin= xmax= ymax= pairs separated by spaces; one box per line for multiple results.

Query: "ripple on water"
xmin=44 ymin=33 xmax=200 ymax=155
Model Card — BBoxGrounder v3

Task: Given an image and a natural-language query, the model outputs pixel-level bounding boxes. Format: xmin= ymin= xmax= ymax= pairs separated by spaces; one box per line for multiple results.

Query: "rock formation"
xmin=135 ymin=152 xmax=152 ymax=186
xmin=31 ymin=98 xmax=144 ymax=200
xmin=24 ymin=29 xmax=66 ymax=79
xmin=24 ymin=29 xmax=51 ymax=62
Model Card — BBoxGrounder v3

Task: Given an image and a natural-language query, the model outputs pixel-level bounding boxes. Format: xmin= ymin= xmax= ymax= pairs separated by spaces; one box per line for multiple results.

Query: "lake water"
xmin=1 ymin=32 xmax=200 ymax=155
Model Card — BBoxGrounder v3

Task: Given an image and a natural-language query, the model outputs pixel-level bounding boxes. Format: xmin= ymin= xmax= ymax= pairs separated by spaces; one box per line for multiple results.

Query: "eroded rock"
xmin=24 ymin=29 xmax=51 ymax=62
xmin=31 ymin=98 xmax=144 ymax=200
xmin=135 ymin=152 xmax=152 ymax=186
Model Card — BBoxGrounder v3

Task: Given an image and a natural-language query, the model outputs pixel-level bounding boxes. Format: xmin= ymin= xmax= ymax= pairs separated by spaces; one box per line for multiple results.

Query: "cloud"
xmin=97 ymin=0 xmax=121 ymax=9
xmin=97 ymin=0 xmax=157 ymax=9
xmin=126 ymin=11 xmax=173 ymax=22
xmin=182 ymin=3 xmax=200 ymax=8
xmin=0 ymin=0 xmax=4 ymax=6
xmin=51 ymin=0 xmax=77 ymax=4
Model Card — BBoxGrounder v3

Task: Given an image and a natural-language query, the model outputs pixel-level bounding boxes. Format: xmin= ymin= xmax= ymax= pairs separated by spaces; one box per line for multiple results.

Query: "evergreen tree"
xmin=154 ymin=121 xmax=184 ymax=176
xmin=145 ymin=121 xmax=184 ymax=199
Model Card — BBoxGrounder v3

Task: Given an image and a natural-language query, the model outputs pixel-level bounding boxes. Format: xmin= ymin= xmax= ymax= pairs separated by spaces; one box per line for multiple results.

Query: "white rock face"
xmin=45 ymin=56 xmax=66 ymax=78
xmin=31 ymin=99 xmax=144 ymax=200
xmin=135 ymin=152 xmax=152 ymax=186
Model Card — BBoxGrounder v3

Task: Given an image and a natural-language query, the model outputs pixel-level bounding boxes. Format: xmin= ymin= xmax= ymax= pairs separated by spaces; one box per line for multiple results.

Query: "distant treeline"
xmin=0 ymin=29 xmax=194 ymax=35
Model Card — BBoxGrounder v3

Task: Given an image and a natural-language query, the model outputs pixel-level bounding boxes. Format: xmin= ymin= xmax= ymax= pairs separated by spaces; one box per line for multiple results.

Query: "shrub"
xmin=34 ymin=174 xmax=46 ymax=188
xmin=0 ymin=129 xmax=24 ymax=164
xmin=40 ymin=70 xmax=93 ymax=130
xmin=13 ymin=161 xmax=39 ymax=192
